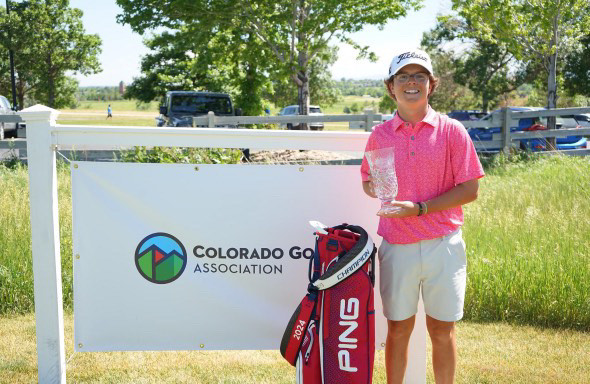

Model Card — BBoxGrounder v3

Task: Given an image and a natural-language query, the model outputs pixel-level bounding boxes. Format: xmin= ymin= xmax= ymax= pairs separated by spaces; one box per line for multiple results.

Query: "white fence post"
xmin=208 ymin=111 xmax=215 ymax=128
xmin=501 ymin=107 xmax=512 ymax=155
xmin=19 ymin=105 xmax=66 ymax=384
xmin=364 ymin=108 xmax=375 ymax=132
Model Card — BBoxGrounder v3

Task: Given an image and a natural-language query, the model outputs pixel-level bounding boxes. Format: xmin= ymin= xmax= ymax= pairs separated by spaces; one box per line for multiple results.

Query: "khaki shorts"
xmin=378 ymin=228 xmax=467 ymax=322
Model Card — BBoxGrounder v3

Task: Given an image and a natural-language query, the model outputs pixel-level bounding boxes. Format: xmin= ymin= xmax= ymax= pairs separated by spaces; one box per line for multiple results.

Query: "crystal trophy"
xmin=364 ymin=147 xmax=400 ymax=215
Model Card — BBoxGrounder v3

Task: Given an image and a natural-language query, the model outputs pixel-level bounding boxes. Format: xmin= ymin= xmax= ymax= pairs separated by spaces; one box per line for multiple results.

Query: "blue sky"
xmin=68 ymin=0 xmax=452 ymax=87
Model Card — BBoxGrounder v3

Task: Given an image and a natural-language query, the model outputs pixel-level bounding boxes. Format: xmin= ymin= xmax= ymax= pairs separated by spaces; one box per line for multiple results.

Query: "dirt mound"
xmin=248 ymin=150 xmax=360 ymax=164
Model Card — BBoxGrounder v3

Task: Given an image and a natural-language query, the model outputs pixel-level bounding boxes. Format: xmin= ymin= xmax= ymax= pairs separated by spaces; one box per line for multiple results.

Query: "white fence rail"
xmin=189 ymin=106 xmax=590 ymax=155
xmin=462 ymin=107 xmax=590 ymax=154
xmin=191 ymin=109 xmax=382 ymax=131
xmin=3 ymin=106 xmax=590 ymax=160
xmin=51 ymin=125 xmax=371 ymax=151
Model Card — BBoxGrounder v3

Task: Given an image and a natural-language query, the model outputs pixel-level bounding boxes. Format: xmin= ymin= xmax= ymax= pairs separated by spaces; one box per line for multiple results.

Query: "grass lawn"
xmin=0 ymin=313 xmax=588 ymax=383
xmin=70 ymin=99 xmax=160 ymax=113
xmin=1 ymin=149 xmax=589 ymax=382
xmin=322 ymin=95 xmax=382 ymax=115
xmin=57 ymin=114 xmax=157 ymax=127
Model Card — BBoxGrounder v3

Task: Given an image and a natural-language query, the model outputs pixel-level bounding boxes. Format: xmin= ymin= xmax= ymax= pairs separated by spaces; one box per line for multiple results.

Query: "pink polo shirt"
xmin=361 ymin=106 xmax=485 ymax=244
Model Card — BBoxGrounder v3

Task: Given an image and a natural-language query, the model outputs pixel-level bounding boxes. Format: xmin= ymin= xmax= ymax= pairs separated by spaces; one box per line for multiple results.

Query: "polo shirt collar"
xmin=391 ymin=105 xmax=437 ymax=131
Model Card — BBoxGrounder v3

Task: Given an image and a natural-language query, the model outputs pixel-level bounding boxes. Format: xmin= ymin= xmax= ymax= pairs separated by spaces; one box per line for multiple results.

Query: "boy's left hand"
xmin=377 ymin=201 xmax=420 ymax=218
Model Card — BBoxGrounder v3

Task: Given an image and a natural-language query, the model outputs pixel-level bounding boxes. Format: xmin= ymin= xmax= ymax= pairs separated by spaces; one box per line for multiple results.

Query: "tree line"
xmin=336 ymin=79 xmax=386 ymax=98
xmin=115 ymin=0 xmax=421 ymax=119
xmin=119 ymin=0 xmax=589 ymax=120
xmin=0 ymin=0 xmax=588 ymax=118
xmin=420 ymin=0 xmax=590 ymax=123
xmin=0 ymin=0 xmax=101 ymax=109
xmin=76 ymin=86 xmax=124 ymax=102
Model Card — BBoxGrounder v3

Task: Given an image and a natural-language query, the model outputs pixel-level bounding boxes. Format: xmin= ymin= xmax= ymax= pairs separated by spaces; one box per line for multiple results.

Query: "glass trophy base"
xmin=377 ymin=202 xmax=402 ymax=216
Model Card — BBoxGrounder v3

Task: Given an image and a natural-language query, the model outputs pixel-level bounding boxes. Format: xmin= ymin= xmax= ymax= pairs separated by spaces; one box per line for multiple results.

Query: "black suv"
xmin=156 ymin=91 xmax=240 ymax=127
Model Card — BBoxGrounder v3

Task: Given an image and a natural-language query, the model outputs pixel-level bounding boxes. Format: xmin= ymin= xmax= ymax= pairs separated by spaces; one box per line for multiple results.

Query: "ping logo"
xmin=135 ymin=233 xmax=187 ymax=284
xmin=338 ymin=297 xmax=360 ymax=373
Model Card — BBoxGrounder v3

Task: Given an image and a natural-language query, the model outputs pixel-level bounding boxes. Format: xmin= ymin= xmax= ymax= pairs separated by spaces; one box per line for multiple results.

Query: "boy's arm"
xmin=378 ymin=178 xmax=479 ymax=218
xmin=422 ymin=178 xmax=479 ymax=213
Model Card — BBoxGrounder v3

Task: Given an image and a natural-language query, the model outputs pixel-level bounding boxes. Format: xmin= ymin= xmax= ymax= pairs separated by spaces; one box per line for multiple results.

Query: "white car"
xmin=572 ymin=113 xmax=590 ymax=127
xmin=0 ymin=95 xmax=20 ymax=140
xmin=278 ymin=105 xmax=324 ymax=130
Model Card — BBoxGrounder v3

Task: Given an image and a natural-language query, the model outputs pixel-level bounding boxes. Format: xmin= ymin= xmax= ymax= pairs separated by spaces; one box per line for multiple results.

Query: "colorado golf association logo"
xmin=135 ymin=233 xmax=187 ymax=284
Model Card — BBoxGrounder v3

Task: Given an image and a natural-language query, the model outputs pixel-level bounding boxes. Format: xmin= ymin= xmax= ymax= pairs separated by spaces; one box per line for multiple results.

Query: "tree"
xmin=422 ymin=16 xmax=539 ymax=113
xmin=35 ymin=74 xmax=79 ymax=109
xmin=124 ymin=25 xmax=273 ymax=116
xmin=451 ymin=0 xmax=590 ymax=128
xmin=564 ymin=34 xmax=590 ymax=98
xmin=378 ymin=95 xmax=396 ymax=114
xmin=0 ymin=3 xmax=43 ymax=108
xmin=422 ymin=49 xmax=477 ymax=113
xmin=124 ymin=29 xmax=235 ymax=102
xmin=0 ymin=47 xmax=11 ymax=98
xmin=0 ymin=0 xmax=101 ymax=108
xmin=265 ymin=45 xmax=341 ymax=110
xmin=116 ymin=0 xmax=422 ymax=126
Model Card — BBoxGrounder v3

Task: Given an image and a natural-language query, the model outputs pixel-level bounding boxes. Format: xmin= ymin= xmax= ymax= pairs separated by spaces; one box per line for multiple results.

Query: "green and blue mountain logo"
xmin=135 ymin=233 xmax=187 ymax=284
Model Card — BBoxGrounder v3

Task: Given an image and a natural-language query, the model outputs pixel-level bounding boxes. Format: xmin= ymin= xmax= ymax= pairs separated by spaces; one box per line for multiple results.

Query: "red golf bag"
xmin=280 ymin=223 xmax=376 ymax=384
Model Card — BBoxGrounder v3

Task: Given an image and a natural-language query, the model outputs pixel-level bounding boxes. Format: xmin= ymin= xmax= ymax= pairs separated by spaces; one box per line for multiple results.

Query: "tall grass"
xmin=0 ymin=155 xmax=589 ymax=330
xmin=463 ymin=154 xmax=590 ymax=330
xmin=0 ymin=162 xmax=73 ymax=314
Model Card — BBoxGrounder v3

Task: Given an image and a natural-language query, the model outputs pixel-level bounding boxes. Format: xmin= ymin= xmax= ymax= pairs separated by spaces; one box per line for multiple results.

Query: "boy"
xmin=360 ymin=49 xmax=484 ymax=384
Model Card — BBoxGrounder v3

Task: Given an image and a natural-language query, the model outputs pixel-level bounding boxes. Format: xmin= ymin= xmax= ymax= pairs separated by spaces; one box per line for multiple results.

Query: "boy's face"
xmin=388 ymin=64 xmax=430 ymax=110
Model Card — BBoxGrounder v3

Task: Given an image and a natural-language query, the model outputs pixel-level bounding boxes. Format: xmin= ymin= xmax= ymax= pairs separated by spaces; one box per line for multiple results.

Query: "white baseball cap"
xmin=387 ymin=49 xmax=434 ymax=78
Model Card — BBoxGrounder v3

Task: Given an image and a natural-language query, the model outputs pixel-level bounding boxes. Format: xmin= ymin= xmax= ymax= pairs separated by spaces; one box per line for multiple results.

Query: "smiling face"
xmin=388 ymin=64 xmax=431 ymax=111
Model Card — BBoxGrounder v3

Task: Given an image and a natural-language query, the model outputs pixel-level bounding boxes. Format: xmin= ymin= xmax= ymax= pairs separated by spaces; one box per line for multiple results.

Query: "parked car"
xmin=571 ymin=113 xmax=590 ymax=127
xmin=278 ymin=105 xmax=324 ymax=130
xmin=447 ymin=109 xmax=487 ymax=121
xmin=156 ymin=91 xmax=241 ymax=127
xmin=468 ymin=107 xmax=587 ymax=152
xmin=548 ymin=115 xmax=587 ymax=150
xmin=0 ymin=95 xmax=19 ymax=139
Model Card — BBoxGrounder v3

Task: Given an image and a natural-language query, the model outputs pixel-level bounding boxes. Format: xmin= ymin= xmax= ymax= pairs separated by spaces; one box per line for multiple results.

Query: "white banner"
xmin=72 ymin=162 xmax=387 ymax=351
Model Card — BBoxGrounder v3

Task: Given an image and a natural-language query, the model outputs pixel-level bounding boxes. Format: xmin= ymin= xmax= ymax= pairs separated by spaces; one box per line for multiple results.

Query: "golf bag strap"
xmin=280 ymin=292 xmax=317 ymax=366
xmin=311 ymin=224 xmax=376 ymax=290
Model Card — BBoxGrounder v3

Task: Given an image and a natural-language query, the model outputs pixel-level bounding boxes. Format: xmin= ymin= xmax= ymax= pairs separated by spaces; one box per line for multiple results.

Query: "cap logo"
xmin=397 ymin=51 xmax=428 ymax=64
